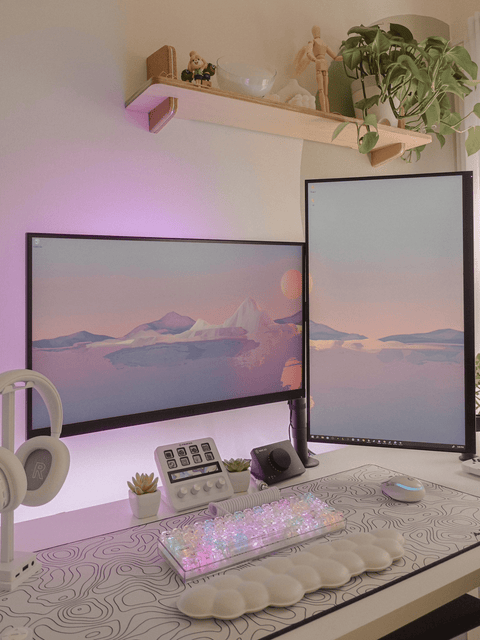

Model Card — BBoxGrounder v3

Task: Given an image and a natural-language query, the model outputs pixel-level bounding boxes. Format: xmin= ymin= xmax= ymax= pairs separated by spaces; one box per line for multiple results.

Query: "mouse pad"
xmin=1 ymin=464 xmax=480 ymax=640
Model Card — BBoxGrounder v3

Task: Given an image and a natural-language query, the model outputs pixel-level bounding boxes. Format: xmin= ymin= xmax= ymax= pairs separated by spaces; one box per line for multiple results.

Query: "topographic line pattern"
xmin=0 ymin=465 xmax=479 ymax=639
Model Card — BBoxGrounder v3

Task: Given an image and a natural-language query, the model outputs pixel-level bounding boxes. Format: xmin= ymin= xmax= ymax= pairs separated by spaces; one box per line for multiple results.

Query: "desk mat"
xmin=1 ymin=464 xmax=480 ymax=640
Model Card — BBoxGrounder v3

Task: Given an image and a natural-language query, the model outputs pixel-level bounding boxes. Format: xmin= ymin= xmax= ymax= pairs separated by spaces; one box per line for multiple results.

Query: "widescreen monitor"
xmin=306 ymin=172 xmax=475 ymax=454
xmin=26 ymin=234 xmax=305 ymax=438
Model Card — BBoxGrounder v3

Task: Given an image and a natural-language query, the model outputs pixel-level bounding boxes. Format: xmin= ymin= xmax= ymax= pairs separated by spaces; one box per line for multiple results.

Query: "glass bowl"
xmin=216 ymin=56 xmax=277 ymax=98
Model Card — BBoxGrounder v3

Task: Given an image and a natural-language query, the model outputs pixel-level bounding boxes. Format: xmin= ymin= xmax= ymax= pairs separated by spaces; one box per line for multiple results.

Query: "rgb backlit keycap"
xmin=158 ymin=492 xmax=345 ymax=580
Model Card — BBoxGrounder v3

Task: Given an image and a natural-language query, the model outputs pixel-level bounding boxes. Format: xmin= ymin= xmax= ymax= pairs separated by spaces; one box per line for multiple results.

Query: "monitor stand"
xmin=289 ymin=398 xmax=319 ymax=468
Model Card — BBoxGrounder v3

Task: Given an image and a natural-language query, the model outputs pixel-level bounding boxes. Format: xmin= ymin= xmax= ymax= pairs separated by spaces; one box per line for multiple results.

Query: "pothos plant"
xmin=332 ymin=23 xmax=480 ymax=161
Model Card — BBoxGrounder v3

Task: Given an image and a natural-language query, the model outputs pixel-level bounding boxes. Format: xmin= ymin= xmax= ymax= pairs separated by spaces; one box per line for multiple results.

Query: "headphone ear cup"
xmin=0 ymin=448 xmax=27 ymax=512
xmin=16 ymin=437 xmax=70 ymax=507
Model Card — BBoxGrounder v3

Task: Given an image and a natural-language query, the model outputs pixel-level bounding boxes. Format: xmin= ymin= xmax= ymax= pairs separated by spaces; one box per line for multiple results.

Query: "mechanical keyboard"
xmin=158 ymin=492 xmax=345 ymax=580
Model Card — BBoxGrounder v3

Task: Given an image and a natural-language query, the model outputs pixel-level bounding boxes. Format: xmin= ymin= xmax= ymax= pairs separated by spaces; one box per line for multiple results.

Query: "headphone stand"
xmin=0 ymin=382 xmax=40 ymax=591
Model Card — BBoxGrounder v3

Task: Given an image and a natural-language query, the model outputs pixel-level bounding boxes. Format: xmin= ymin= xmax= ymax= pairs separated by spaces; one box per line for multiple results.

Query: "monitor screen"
xmin=26 ymin=234 xmax=305 ymax=438
xmin=306 ymin=172 xmax=475 ymax=454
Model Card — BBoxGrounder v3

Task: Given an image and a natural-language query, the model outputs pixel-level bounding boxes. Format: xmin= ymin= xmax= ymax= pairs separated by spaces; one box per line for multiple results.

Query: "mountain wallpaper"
xmin=307 ymin=176 xmax=467 ymax=447
xmin=30 ymin=238 xmax=303 ymax=429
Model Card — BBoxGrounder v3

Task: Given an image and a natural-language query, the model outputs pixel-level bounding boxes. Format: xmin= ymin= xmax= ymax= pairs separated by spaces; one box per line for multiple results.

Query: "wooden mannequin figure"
xmin=294 ymin=26 xmax=342 ymax=112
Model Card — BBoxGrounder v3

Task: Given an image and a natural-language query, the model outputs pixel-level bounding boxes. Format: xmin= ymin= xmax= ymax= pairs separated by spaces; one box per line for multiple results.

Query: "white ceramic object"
xmin=351 ymin=76 xmax=398 ymax=126
xmin=216 ymin=57 xmax=276 ymax=98
xmin=287 ymin=94 xmax=316 ymax=109
xmin=177 ymin=529 xmax=405 ymax=619
xmin=266 ymin=79 xmax=315 ymax=105
xmin=129 ymin=489 xmax=161 ymax=519
xmin=228 ymin=470 xmax=251 ymax=493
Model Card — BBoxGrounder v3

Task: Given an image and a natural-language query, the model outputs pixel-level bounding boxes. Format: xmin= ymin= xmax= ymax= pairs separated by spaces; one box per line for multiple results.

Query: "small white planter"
xmin=129 ymin=490 xmax=161 ymax=519
xmin=228 ymin=470 xmax=251 ymax=493
xmin=351 ymin=76 xmax=398 ymax=127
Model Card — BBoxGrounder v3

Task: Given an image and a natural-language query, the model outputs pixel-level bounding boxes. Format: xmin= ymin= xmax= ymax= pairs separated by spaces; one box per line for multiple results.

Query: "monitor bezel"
xmin=26 ymin=233 xmax=306 ymax=439
xmin=305 ymin=171 xmax=476 ymax=455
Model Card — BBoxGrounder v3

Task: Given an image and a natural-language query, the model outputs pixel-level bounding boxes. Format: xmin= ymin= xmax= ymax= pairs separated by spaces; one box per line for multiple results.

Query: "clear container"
xmin=216 ymin=56 xmax=277 ymax=98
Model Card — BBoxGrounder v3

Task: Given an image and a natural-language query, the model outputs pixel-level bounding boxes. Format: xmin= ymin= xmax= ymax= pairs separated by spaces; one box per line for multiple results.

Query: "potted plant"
xmin=223 ymin=458 xmax=251 ymax=493
xmin=332 ymin=23 xmax=480 ymax=161
xmin=127 ymin=472 xmax=161 ymax=519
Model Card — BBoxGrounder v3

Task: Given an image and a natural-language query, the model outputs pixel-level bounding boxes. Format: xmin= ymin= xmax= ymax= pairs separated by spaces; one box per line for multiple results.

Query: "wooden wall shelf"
xmin=125 ymin=47 xmax=432 ymax=168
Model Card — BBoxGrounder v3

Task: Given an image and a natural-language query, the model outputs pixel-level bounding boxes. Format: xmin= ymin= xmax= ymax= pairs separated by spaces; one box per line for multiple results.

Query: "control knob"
xmin=177 ymin=487 xmax=188 ymax=499
xmin=215 ymin=477 xmax=226 ymax=489
xmin=268 ymin=447 xmax=291 ymax=472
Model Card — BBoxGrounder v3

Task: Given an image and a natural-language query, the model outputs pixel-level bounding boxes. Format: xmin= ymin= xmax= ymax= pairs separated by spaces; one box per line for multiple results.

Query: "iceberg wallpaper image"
xmin=29 ymin=237 xmax=304 ymax=430
xmin=307 ymin=176 xmax=466 ymax=447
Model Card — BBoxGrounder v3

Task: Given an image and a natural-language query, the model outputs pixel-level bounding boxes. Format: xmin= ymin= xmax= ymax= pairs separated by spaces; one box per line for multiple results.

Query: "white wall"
xmin=0 ymin=1 xmax=463 ymax=522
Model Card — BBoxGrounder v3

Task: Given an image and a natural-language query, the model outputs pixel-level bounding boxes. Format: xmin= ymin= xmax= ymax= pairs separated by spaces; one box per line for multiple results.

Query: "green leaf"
xmin=388 ymin=23 xmax=414 ymax=43
xmin=358 ymin=130 xmax=379 ymax=153
xmin=474 ymin=103 xmax=480 ymax=119
xmin=435 ymin=133 xmax=446 ymax=148
xmin=372 ymin=30 xmax=391 ymax=54
xmin=424 ymin=99 xmax=441 ymax=128
xmin=414 ymin=144 xmax=427 ymax=161
xmin=354 ymin=94 xmax=380 ymax=112
xmin=447 ymin=47 xmax=478 ymax=80
xmin=347 ymin=25 xmax=379 ymax=44
xmin=397 ymin=55 xmax=429 ymax=84
xmin=466 ymin=126 xmax=480 ymax=156
xmin=343 ymin=48 xmax=362 ymax=70
xmin=341 ymin=36 xmax=364 ymax=50
xmin=385 ymin=65 xmax=406 ymax=87
xmin=332 ymin=121 xmax=350 ymax=141
xmin=439 ymin=69 xmax=470 ymax=99
xmin=421 ymin=36 xmax=448 ymax=53
xmin=363 ymin=113 xmax=378 ymax=128
xmin=439 ymin=112 xmax=462 ymax=135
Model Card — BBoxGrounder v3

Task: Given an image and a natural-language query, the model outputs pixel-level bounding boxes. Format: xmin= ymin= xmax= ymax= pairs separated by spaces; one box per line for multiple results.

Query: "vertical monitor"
xmin=306 ymin=172 xmax=475 ymax=453
xmin=27 ymin=234 xmax=305 ymax=438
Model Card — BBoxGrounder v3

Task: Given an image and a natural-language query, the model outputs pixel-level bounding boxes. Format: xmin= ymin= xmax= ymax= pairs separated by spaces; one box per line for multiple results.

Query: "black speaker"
xmin=250 ymin=440 xmax=305 ymax=485
xmin=289 ymin=398 xmax=319 ymax=468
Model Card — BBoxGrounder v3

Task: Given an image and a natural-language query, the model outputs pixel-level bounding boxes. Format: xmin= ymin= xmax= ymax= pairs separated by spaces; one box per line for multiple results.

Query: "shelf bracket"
xmin=370 ymin=143 xmax=406 ymax=168
xmin=148 ymin=97 xmax=178 ymax=133
xmin=146 ymin=45 xmax=178 ymax=132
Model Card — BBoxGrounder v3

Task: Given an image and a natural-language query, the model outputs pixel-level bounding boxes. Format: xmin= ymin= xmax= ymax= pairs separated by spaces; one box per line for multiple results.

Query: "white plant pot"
xmin=228 ymin=470 xmax=251 ymax=493
xmin=129 ymin=490 xmax=161 ymax=519
xmin=351 ymin=76 xmax=398 ymax=127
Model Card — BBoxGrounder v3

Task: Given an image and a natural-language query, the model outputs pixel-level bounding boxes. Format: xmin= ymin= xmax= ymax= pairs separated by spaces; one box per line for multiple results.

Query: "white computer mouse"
xmin=381 ymin=475 xmax=426 ymax=503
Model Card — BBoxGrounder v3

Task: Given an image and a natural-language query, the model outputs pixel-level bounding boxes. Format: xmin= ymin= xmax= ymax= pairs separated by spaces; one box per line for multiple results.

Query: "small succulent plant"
xmin=127 ymin=472 xmax=159 ymax=495
xmin=223 ymin=458 xmax=251 ymax=472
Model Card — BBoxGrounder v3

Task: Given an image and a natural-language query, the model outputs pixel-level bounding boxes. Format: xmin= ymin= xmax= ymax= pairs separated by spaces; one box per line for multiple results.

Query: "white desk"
xmin=11 ymin=440 xmax=480 ymax=640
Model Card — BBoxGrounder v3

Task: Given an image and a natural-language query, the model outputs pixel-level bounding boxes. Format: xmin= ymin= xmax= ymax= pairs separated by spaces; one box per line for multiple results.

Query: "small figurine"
xmin=294 ymin=26 xmax=342 ymax=112
xmin=181 ymin=51 xmax=216 ymax=87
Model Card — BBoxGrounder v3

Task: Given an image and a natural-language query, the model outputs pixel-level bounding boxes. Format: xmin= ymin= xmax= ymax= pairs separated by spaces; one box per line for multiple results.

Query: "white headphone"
xmin=0 ymin=370 xmax=70 ymax=512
